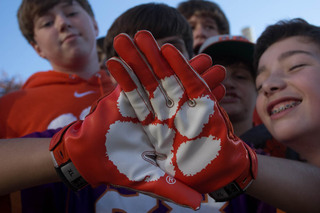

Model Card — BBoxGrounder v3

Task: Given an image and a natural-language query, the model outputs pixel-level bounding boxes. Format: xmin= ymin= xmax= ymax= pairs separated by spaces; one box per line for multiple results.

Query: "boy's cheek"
xmin=255 ymin=98 xmax=265 ymax=119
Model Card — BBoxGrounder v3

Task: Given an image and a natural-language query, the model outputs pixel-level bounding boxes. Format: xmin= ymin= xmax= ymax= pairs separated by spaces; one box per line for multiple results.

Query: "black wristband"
xmin=52 ymin=155 xmax=88 ymax=191
xmin=209 ymin=180 xmax=252 ymax=202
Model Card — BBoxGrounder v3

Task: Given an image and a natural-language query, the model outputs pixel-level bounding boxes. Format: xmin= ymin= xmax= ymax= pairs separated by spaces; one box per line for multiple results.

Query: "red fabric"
xmin=0 ymin=70 xmax=115 ymax=138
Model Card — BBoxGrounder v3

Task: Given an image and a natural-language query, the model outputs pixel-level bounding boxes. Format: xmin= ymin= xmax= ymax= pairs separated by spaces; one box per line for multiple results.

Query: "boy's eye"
xmin=256 ymin=85 xmax=262 ymax=92
xmin=41 ymin=20 xmax=53 ymax=28
xmin=233 ymin=71 xmax=251 ymax=80
xmin=205 ymin=24 xmax=217 ymax=30
xmin=235 ymin=75 xmax=247 ymax=79
xmin=189 ymin=24 xmax=195 ymax=30
xmin=289 ymin=64 xmax=306 ymax=71
xmin=67 ymin=11 xmax=78 ymax=17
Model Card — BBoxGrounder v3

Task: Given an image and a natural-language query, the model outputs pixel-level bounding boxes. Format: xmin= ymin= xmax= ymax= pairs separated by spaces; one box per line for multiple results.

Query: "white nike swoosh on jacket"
xmin=74 ymin=91 xmax=96 ymax=98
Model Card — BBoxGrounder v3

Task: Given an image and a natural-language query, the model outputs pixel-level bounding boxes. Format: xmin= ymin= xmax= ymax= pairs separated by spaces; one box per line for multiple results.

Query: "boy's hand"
xmin=49 ymin=85 xmax=203 ymax=210
xmin=106 ymin=30 xmax=257 ymax=201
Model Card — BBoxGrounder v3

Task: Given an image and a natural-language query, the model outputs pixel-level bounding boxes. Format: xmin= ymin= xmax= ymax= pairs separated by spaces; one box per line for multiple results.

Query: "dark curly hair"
xmin=254 ymin=18 xmax=320 ymax=71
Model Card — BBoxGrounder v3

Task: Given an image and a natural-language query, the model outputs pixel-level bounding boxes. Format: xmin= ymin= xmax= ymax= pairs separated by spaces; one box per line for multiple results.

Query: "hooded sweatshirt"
xmin=0 ymin=70 xmax=116 ymax=138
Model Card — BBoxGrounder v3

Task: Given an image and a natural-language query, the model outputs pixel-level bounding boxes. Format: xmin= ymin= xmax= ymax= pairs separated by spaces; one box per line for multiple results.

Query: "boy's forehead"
xmin=189 ymin=14 xmax=217 ymax=23
xmin=193 ymin=11 xmax=217 ymax=20
xmin=36 ymin=0 xmax=75 ymax=16
xmin=262 ymin=36 xmax=314 ymax=58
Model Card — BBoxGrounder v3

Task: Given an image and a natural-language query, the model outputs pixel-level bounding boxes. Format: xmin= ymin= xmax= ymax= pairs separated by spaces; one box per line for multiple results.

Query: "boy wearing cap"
xmin=199 ymin=35 xmax=256 ymax=136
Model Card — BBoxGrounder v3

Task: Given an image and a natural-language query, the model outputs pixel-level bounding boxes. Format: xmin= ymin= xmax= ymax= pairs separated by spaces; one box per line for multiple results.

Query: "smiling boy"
xmin=199 ymin=35 xmax=257 ymax=136
xmin=254 ymin=18 xmax=320 ymax=166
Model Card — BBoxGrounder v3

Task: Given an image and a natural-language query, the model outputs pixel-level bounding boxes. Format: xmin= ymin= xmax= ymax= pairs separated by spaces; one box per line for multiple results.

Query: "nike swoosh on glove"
xmin=106 ymin=30 xmax=258 ymax=202
xmin=49 ymin=85 xmax=203 ymax=210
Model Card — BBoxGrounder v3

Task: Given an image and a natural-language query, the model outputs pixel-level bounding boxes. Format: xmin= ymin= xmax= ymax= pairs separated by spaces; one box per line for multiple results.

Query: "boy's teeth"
xmin=271 ymin=101 xmax=300 ymax=115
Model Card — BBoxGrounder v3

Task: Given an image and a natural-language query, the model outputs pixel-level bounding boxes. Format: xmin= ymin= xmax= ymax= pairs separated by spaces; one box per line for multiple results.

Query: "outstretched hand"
xmin=107 ymin=30 xmax=257 ymax=201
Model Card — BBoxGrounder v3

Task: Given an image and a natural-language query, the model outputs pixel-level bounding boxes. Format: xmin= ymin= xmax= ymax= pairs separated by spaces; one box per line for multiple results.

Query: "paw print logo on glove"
xmin=108 ymin=82 xmax=221 ymax=180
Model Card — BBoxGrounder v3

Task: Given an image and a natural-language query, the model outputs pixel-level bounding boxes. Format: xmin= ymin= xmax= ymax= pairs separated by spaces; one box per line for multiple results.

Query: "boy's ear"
xmin=30 ymin=41 xmax=47 ymax=59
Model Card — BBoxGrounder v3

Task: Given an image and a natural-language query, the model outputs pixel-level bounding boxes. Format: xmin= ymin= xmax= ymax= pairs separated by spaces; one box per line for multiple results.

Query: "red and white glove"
xmin=48 ymin=32 xmax=227 ymax=210
xmin=106 ymin=30 xmax=258 ymax=201
xmin=49 ymin=85 xmax=204 ymax=210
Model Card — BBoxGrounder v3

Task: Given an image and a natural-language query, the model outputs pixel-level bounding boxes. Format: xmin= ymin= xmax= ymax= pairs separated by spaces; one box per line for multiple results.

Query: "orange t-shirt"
xmin=0 ymin=70 xmax=116 ymax=138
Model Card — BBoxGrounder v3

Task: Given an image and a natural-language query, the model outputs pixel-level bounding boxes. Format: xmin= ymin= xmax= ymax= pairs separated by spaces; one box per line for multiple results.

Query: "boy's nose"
xmin=221 ymin=73 xmax=235 ymax=89
xmin=261 ymin=73 xmax=286 ymax=97
xmin=56 ymin=15 xmax=72 ymax=31
xmin=193 ymin=25 xmax=207 ymax=39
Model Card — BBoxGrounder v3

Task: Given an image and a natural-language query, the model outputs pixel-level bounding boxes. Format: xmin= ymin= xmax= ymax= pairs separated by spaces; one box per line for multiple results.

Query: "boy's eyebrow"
xmin=60 ymin=1 xmax=75 ymax=9
xmin=257 ymin=50 xmax=313 ymax=74
xmin=278 ymin=50 xmax=313 ymax=61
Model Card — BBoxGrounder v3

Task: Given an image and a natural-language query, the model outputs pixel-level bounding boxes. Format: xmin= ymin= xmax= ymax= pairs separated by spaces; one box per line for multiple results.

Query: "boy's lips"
xmin=267 ymin=98 xmax=302 ymax=116
xmin=61 ymin=34 xmax=79 ymax=43
xmin=220 ymin=92 xmax=240 ymax=103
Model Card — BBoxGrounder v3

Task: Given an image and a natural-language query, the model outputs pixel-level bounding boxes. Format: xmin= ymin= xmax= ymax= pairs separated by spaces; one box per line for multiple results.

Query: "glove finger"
xmin=189 ymin=54 xmax=212 ymax=75
xmin=212 ymin=84 xmax=226 ymax=102
xmin=106 ymin=58 xmax=153 ymax=122
xmin=134 ymin=30 xmax=175 ymax=79
xmin=201 ymin=65 xmax=226 ymax=101
xmin=189 ymin=55 xmax=226 ymax=101
xmin=107 ymin=58 xmax=138 ymax=93
xmin=201 ymin=65 xmax=226 ymax=89
xmin=161 ymin=44 xmax=211 ymax=99
xmin=113 ymin=33 xmax=160 ymax=96
xmin=133 ymin=30 xmax=185 ymax=121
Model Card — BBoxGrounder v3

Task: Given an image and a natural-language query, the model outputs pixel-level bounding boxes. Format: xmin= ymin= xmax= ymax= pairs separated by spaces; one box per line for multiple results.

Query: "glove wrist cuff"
xmin=209 ymin=179 xmax=253 ymax=202
xmin=50 ymin=152 xmax=88 ymax=191
xmin=210 ymin=142 xmax=257 ymax=201
xmin=50 ymin=123 xmax=88 ymax=191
